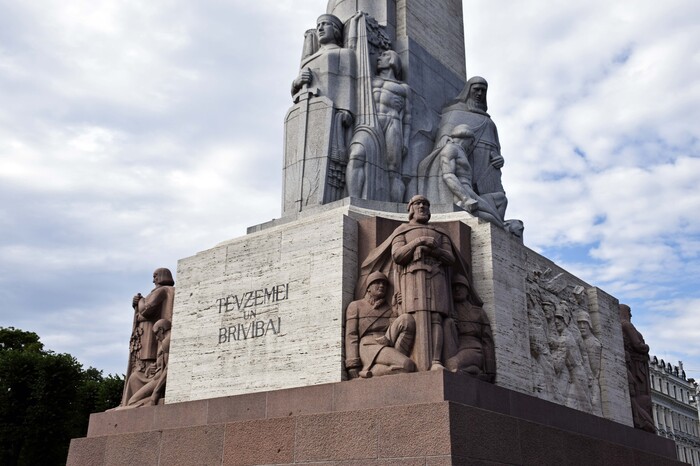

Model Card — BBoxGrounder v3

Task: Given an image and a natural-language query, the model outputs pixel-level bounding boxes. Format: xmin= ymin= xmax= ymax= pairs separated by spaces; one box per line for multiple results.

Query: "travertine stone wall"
xmin=167 ymin=208 xmax=359 ymax=403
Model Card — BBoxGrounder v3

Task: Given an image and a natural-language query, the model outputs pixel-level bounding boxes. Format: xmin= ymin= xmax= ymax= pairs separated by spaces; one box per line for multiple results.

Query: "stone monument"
xmin=68 ymin=1 xmax=683 ymax=465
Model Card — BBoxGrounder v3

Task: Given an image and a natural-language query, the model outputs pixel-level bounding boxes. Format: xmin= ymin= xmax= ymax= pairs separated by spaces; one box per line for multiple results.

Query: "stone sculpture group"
xmin=282 ymin=8 xmax=522 ymax=238
xmin=345 ymin=195 xmax=496 ymax=381
xmin=526 ymin=270 xmax=603 ymax=414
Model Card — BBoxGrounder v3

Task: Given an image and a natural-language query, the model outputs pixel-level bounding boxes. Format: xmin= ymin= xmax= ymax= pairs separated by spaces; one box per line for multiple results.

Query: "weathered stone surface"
xmin=70 ymin=371 xmax=681 ymax=465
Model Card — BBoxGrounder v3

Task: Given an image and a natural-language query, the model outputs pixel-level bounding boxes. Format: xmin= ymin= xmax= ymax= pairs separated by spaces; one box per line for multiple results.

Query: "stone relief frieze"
xmin=526 ymin=268 xmax=602 ymax=414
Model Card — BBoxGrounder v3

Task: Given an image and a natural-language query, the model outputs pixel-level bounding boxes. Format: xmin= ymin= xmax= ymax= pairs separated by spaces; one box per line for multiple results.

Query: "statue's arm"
xmin=402 ymin=85 xmax=412 ymax=153
xmin=346 ymin=12 xmax=362 ymax=50
xmin=440 ymin=145 xmax=469 ymax=202
xmin=140 ymin=288 xmax=166 ymax=319
xmin=433 ymin=234 xmax=456 ymax=265
xmin=344 ymin=303 xmax=361 ymax=370
xmin=622 ymin=323 xmax=649 ymax=354
xmin=391 ymin=232 xmax=418 ymax=265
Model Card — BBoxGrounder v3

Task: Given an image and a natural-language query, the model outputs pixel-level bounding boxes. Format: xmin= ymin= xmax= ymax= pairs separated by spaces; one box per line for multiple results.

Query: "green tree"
xmin=0 ymin=327 xmax=124 ymax=466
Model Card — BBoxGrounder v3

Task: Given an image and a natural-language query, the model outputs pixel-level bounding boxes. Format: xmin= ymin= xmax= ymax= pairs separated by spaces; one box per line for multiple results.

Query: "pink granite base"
xmin=68 ymin=371 xmax=681 ymax=465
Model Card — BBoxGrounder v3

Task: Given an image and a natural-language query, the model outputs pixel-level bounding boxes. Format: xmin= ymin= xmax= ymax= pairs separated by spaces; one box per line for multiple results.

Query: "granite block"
xmin=159 ymin=425 xmax=225 ymax=466
xmin=378 ymin=402 xmax=451 ymax=458
xmin=295 ymin=409 xmax=379 ymax=462
xmin=222 ymin=417 xmax=295 ymax=466
xmin=266 ymin=382 xmax=335 ymax=418
xmin=449 ymin=403 xmax=521 ymax=464
xmin=103 ymin=431 xmax=162 ymax=466
xmin=66 ymin=436 xmax=106 ymax=466
xmin=207 ymin=392 xmax=267 ymax=424
xmin=153 ymin=399 xmax=208 ymax=430
xmin=86 ymin=407 xmax=155 ymax=437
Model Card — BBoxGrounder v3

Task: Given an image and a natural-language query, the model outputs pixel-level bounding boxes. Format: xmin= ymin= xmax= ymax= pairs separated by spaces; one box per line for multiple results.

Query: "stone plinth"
xmin=68 ymin=371 xmax=681 ymax=466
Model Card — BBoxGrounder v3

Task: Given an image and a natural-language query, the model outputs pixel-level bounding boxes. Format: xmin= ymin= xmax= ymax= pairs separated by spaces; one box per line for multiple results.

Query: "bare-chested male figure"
xmin=373 ymin=50 xmax=411 ymax=202
xmin=346 ymin=50 xmax=411 ymax=202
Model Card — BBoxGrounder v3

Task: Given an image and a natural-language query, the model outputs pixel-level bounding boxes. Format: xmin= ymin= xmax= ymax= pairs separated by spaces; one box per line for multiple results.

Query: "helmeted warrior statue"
xmin=344 ymin=271 xmax=416 ymax=378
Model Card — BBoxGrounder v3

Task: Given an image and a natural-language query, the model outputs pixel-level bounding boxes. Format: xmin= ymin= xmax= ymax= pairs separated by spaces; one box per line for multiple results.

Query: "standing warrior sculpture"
xmin=358 ymin=195 xmax=482 ymax=372
xmin=118 ymin=268 xmax=174 ymax=408
xmin=389 ymin=195 xmax=454 ymax=370
xmin=620 ymin=304 xmax=655 ymax=432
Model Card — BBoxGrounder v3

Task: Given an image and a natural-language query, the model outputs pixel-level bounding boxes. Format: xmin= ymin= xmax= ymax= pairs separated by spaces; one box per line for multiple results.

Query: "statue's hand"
xmin=338 ymin=110 xmax=354 ymax=127
xmin=296 ymin=68 xmax=312 ymax=87
xmin=348 ymin=368 xmax=360 ymax=379
xmin=489 ymin=152 xmax=505 ymax=169
xmin=459 ymin=198 xmax=478 ymax=213
xmin=132 ymin=293 xmax=142 ymax=309
xmin=422 ymin=236 xmax=438 ymax=249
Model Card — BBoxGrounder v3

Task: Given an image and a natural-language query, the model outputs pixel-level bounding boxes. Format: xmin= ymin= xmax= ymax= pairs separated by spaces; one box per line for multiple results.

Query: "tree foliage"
xmin=0 ymin=327 xmax=124 ymax=466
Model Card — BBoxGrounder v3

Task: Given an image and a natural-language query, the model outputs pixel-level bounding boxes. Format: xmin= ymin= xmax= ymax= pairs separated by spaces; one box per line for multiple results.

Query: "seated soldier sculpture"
xmin=344 ymin=271 xmax=416 ymax=378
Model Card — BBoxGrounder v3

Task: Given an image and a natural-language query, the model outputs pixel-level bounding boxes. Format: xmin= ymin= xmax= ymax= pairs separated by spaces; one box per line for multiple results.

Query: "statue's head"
xmin=452 ymin=274 xmax=470 ymax=302
xmin=153 ymin=268 xmax=175 ymax=287
xmin=457 ymin=76 xmax=488 ymax=113
xmin=407 ymin=195 xmax=431 ymax=224
xmin=619 ymin=303 xmax=631 ymax=322
xmin=366 ymin=271 xmax=388 ymax=299
xmin=554 ymin=307 xmax=569 ymax=333
xmin=450 ymin=124 xmax=476 ymax=149
xmin=377 ymin=50 xmax=403 ymax=80
xmin=153 ymin=319 xmax=172 ymax=340
xmin=541 ymin=301 xmax=555 ymax=321
xmin=576 ymin=311 xmax=593 ymax=336
xmin=317 ymin=14 xmax=344 ymax=45
xmin=504 ymin=219 xmax=525 ymax=239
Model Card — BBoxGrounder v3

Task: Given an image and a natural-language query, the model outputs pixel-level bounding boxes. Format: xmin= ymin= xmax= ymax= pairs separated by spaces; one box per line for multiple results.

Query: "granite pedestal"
xmin=68 ymin=370 xmax=680 ymax=465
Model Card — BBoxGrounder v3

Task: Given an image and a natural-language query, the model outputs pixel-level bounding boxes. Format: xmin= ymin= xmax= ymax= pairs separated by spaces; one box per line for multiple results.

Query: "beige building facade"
xmin=650 ymin=356 xmax=700 ymax=465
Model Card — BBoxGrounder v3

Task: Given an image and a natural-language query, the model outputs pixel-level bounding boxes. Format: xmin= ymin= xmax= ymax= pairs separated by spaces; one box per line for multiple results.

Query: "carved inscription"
xmin=216 ymin=284 xmax=289 ymax=313
xmin=216 ymin=283 xmax=288 ymax=344
xmin=219 ymin=318 xmax=281 ymax=344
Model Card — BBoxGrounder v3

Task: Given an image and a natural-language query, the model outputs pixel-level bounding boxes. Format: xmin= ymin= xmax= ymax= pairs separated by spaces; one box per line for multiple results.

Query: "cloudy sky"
xmin=1 ymin=0 xmax=699 ymax=380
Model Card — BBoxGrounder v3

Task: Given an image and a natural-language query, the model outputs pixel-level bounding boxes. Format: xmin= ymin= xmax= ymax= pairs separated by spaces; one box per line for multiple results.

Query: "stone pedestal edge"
xmin=69 ymin=371 xmax=680 ymax=465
